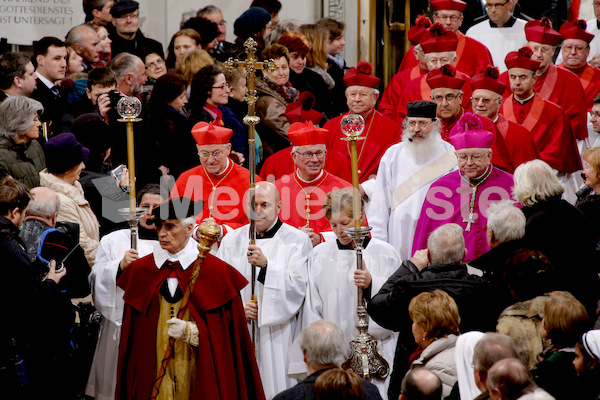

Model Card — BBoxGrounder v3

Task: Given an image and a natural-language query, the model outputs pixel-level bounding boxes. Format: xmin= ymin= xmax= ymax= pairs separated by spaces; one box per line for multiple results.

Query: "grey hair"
xmin=486 ymin=200 xmax=526 ymax=244
xmin=65 ymin=24 xmax=96 ymax=47
xmin=486 ymin=358 xmax=535 ymax=400
xmin=266 ymin=19 xmax=302 ymax=46
xmin=473 ymin=333 xmax=519 ymax=376
xmin=299 ymin=320 xmax=347 ymax=368
xmin=110 ymin=52 xmax=142 ymax=81
xmin=196 ymin=5 xmax=222 ymax=17
xmin=291 ymin=144 xmax=326 ymax=154
xmin=26 ymin=188 xmax=60 ymax=219
xmin=0 ymin=96 xmax=43 ymax=139
xmin=181 ymin=216 xmax=196 ymax=228
xmin=345 ymin=87 xmax=380 ymax=95
xmin=427 ymin=223 xmax=465 ymax=265
xmin=425 ymin=51 xmax=457 ymax=60
xmin=513 ymin=160 xmax=564 ymax=207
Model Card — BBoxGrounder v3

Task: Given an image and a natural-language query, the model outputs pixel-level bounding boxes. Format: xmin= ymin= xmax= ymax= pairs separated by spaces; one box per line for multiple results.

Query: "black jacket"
xmin=31 ymin=79 xmax=67 ymax=135
xmin=272 ymin=367 xmax=382 ymax=400
xmin=108 ymin=26 xmax=164 ymax=59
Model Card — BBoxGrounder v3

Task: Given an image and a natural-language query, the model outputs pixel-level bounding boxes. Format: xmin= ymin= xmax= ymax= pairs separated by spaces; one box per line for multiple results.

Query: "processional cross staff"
xmin=224 ymin=38 xmax=277 ymax=349
xmin=340 ymin=114 xmax=390 ymax=381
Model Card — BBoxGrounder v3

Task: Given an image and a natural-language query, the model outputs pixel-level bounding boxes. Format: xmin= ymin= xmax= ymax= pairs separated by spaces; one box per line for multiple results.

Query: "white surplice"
xmin=85 ymin=229 xmax=161 ymax=400
xmin=368 ymin=137 xmax=456 ymax=261
xmin=292 ymin=237 xmax=401 ymax=397
xmin=216 ymin=221 xmax=312 ymax=400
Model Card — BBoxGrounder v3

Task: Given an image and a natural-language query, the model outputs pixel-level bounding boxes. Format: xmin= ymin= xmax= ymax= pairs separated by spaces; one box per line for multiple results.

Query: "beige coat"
xmin=496 ymin=294 xmax=549 ymax=368
xmin=40 ymin=170 xmax=99 ymax=266
xmin=409 ymin=334 xmax=458 ymax=397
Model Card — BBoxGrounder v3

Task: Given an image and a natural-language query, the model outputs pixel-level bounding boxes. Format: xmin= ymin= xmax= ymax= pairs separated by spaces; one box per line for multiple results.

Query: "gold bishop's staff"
xmin=224 ymin=38 xmax=277 ymax=349
xmin=340 ymin=114 xmax=390 ymax=381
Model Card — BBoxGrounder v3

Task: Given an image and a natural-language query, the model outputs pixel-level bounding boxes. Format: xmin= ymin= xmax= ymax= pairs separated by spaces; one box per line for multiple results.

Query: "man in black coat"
xmin=273 ymin=320 xmax=382 ymax=400
xmin=0 ymin=178 xmax=71 ymax=399
xmin=368 ymin=223 xmax=494 ymax=400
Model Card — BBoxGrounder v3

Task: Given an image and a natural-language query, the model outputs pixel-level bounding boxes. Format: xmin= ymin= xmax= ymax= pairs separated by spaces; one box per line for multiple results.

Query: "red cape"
xmin=494 ymin=113 xmax=539 ymax=170
xmin=258 ymin=146 xmax=352 ymax=183
xmin=323 ymin=110 xmax=402 ymax=183
xmin=398 ymin=32 xmax=493 ymax=77
xmin=499 ymin=64 xmax=588 ymax=140
xmin=557 ymin=63 xmax=600 ymax=110
xmin=274 ymin=170 xmax=352 ymax=233
xmin=116 ymin=252 xmax=265 ymax=400
xmin=378 ymin=65 xmax=426 ymax=121
xmin=500 ymin=93 xmax=581 ymax=173
xmin=171 ymin=161 xmax=262 ymax=234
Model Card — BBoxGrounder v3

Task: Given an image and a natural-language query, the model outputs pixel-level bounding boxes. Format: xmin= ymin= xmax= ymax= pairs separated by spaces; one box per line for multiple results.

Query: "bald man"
xmin=400 ymin=368 xmax=443 ymax=400
xmin=216 ymin=181 xmax=313 ymax=399
xmin=487 ymin=358 xmax=551 ymax=400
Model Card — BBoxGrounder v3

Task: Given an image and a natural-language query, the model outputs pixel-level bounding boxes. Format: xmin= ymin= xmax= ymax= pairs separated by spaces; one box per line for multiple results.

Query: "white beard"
xmin=402 ymin=128 xmax=442 ymax=163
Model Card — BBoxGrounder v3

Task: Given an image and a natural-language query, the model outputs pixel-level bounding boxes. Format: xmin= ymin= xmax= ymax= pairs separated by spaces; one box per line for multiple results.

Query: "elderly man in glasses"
xmin=398 ymin=0 xmax=493 ymax=77
xmin=412 ymin=112 xmax=515 ymax=262
xmin=323 ymin=61 xmax=401 ymax=184
xmin=171 ymin=122 xmax=261 ymax=239
xmin=465 ymin=0 xmax=527 ymax=73
xmin=274 ymin=121 xmax=351 ymax=247
xmin=369 ymin=100 xmax=457 ymax=260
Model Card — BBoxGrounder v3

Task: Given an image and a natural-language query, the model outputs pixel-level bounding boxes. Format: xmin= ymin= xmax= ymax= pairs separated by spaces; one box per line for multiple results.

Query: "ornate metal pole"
xmin=224 ymin=38 xmax=277 ymax=349
xmin=116 ymin=97 xmax=146 ymax=250
xmin=340 ymin=114 xmax=390 ymax=381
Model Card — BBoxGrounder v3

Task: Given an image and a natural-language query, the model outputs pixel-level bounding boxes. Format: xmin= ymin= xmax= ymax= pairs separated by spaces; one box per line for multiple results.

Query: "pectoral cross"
xmin=463 ymin=211 xmax=475 ymax=232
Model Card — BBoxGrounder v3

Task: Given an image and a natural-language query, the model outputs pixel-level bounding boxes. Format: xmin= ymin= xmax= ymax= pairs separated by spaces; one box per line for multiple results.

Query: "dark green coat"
xmin=0 ymin=137 xmax=45 ymax=188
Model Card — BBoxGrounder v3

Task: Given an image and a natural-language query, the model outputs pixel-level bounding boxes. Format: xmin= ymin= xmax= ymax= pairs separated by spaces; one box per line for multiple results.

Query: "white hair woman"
xmin=0 ymin=96 xmax=45 ymax=188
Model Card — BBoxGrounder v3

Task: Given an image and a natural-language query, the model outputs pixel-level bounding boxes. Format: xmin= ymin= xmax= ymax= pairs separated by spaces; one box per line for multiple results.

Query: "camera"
xmin=108 ymin=90 xmax=122 ymax=109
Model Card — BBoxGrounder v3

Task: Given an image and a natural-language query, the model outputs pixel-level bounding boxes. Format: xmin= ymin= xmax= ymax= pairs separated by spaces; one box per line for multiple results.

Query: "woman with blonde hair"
xmin=175 ymin=49 xmax=215 ymax=87
xmin=407 ymin=289 xmax=460 ymax=397
xmin=299 ymin=188 xmax=400 ymax=397
xmin=576 ymin=146 xmax=600 ymax=247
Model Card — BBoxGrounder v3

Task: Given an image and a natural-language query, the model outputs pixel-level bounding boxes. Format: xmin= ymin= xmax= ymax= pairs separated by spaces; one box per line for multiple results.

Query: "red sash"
xmin=537 ymin=64 xmax=558 ymax=99
xmin=502 ymin=94 xmax=545 ymax=133
xmin=456 ymin=32 xmax=466 ymax=62
xmin=410 ymin=65 xmax=421 ymax=80
xmin=420 ymin=75 xmax=430 ymax=100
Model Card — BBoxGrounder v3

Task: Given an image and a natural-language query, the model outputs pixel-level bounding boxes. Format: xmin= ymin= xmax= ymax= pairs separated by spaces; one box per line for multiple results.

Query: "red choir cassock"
xmin=470 ymin=67 xmax=539 ymax=171
xmin=171 ymin=122 xmax=261 ymax=234
xmin=273 ymin=121 xmax=351 ymax=234
xmin=259 ymin=146 xmax=351 ymax=182
xmin=556 ymin=19 xmax=600 ymax=110
xmin=323 ymin=110 xmax=402 ymax=183
xmin=412 ymin=117 xmax=515 ymax=262
xmin=116 ymin=251 xmax=264 ymax=400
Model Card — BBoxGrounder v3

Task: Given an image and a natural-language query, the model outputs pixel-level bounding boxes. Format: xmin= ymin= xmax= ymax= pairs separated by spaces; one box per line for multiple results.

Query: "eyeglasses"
xmin=563 ymin=44 xmax=588 ymax=53
xmin=431 ymin=93 xmax=461 ymax=103
xmin=435 ymin=14 xmax=461 ymax=22
xmin=471 ymin=96 xmax=499 ymax=105
xmin=530 ymin=45 xmax=554 ymax=54
xmin=295 ymin=150 xmax=327 ymax=159
xmin=485 ymin=0 xmax=510 ymax=10
xmin=456 ymin=152 xmax=488 ymax=162
xmin=198 ymin=150 xmax=224 ymax=159
xmin=427 ymin=57 xmax=452 ymax=65
xmin=407 ymin=120 xmax=433 ymax=129
xmin=347 ymin=91 xmax=372 ymax=99
xmin=212 ymin=83 xmax=230 ymax=91
xmin=145 ymin=59 xmax=165 ymax=69
xmin=216 ymin=20 xmax=227 ymax=26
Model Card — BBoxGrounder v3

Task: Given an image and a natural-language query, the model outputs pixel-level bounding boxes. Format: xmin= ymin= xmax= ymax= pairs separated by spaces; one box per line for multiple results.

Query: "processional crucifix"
xmin=224 ymin=38 xmax=277 ymax=349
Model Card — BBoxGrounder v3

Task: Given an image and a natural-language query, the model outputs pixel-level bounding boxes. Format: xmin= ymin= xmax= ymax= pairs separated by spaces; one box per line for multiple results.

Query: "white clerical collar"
xmin=154 ymin=236 xmax=199 ymax=270
xmin=296 ymin=169 xmax=323 ymax=183
xmin=37 ymin=73 xmax=55 ymax=89
xmin=493 ymin=114 xmax=499 ymax=123
xmin=214 ymin=158 xmax=230 ymax=176
xmin=514 ymin=92 xmax=535 ymax=104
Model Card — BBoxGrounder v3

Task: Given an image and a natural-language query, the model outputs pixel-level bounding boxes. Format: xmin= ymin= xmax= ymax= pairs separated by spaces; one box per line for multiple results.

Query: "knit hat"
xmin=407 ymin=100 xmax=437 ymax=119
xmin=505 ymin=47 xmax=541 ymax=71
xmin=233 ymin=7 xmax=272 ymax=39
xmin=110 ymin=0 xmax=139 ymax=18
xmin=152 ymin=197 xmax=203 ymax=224
xmin=426 ymin=64 xmax=465 ymax=90
xmin=191 ymin=121 xmax=233 ymax=146
xmin=470 ymin=66 xmax=506 ymax=95
xmin=44 ymin=133 xmax=90 ymax=174
xmin=285 ymin=92 xmax=323 ymax=125
xmin=430 ymin=0 xmax=467 ymax=12
xmin=420 ymin=23 xmax=459 ymax=54
xmin=408 ymin=15 xmax=433 ymax=46
xmin=449 ymin=113 xmax=494 ymax=149
xmin=559 ymin=19 xmax=595 ymax=44
xmin=343 ymin=61 xmax=380 ymax=89
xmin=524 ymin=18 xmax=562 ymax=46
xmin=288 ymin=121 xmax=329 ymax=146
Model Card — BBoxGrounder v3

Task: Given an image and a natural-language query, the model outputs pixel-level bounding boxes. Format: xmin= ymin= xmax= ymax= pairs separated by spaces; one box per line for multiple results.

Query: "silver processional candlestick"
xmin=340 ymin=114 xmax=390 ymax=381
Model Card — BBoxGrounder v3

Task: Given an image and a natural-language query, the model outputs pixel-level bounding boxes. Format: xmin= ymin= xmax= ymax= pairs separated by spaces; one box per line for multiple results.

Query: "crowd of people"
xmin=1 ymin=0 xmax=600 ymax=399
